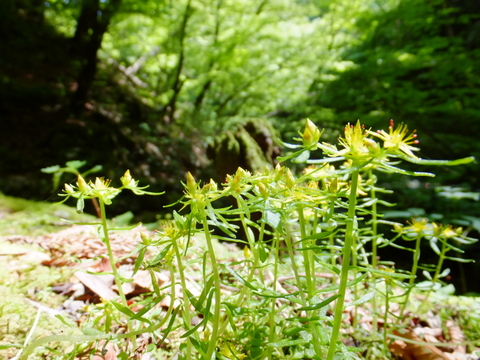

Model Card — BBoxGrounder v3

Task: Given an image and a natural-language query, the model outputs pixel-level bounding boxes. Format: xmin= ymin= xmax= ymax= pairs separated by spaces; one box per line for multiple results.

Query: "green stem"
xmin=399 ymin=235 xmax=422 ymax=319
xmin=283 ymin=215 xmax=307 ymax=306
xmin=383 ymin=279 xmax=390 ymax=352
xmin=200 ymin=211 xmax=222 ymax=360
xmin=420 ymin=240 xmax=448 ymax=312
xmin=369 ymin=171 xmax=379 ymax=333
xmin=297 ymin=205 xmax=323 ymax=356
xmin=99 ymin=199 xmax=127 ymax=306
xmin=98 ymin=199 xmax=136 ymax=349
xmin=218 ymin=196 xmax=261 ymax=336
xmin=172 ymin=235 xmax=194 ymax=360
xmin=267 ymin=234 xmax=280 ymax=360
xmin=297 ymin=205 xmax=314 ymax=297
xmin=326 ymin=169 xmax=360 ymax=360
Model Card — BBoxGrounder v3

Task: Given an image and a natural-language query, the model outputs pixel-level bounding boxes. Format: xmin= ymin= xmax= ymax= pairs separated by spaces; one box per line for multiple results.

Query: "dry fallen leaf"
xmin=391 ymin=329 xmax=450 ymax=360
xmin=74 ymin=271 xmax=117 ymax=301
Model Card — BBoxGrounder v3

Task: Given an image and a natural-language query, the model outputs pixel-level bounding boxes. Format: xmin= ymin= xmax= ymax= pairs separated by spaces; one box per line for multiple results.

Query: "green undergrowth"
xmin=1 ymin=119 xmax=480 ymax=360
xmin=0 ymin=192 xmax=96 ymax=236
xmin=0 ymin=241 xmax=76 ymax=359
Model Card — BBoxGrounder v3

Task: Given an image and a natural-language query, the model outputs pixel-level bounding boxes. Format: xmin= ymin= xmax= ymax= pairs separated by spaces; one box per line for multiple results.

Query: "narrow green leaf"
xmin=357 ymin=267 xmax=413 ymax=280
xmin=429 ymin=238 xmax=441 ymax=255
xmin=299 ymin=294 xmax=340 ymax=311
xmin=203 ymin=287 xmax=215 ymax=325
xmin=397 ymin=154 xmax=475 ymax=166
xmin=306 ymin=156 xmax=345 ymax=164
xmin=133 ymin=247 xmax=147 ymax=275
xmin=314 ymin=256 xmax=341 ymax=275
xmin=82 ymin=327 xmax=105 ymax=336
xmin=277 ymin=149 xmax=307 ymax=162
xmin=54 ymin=314 xmax=74 ymax=328
xmin=422 ymin=270 xmax=432 ymax=280
xmin=347 ymin=273 xmax=368 ymax=287
xmin=131 ymin=296 xmax=164 ymax=321
xmin=196 ymin=276 xmax=216 ymax=311
xmin=221 ymin=264 xmax=257 ymax=290
xmin=147 ymin=244 xmax=172 ymax=268
xmin=444 ymin=256 xmax=474 ymax=263
xmin=379 ymin=162 xmax=435 ymax=177
xmin=189 ymin=337 xmax=207 ymax=356
xmin=349 ymin=291 xmax=375 ymax=306
xmin=41 ymin=165 xmax=61 ymax=173
xmin=82 ymin=165 xmax=103 ymax=176
xmin=159 ymin=307 xmax=180 ymax=345
xmin=0 ymin=344 xmax=22 ymax=350
xmin=66 ymin=160 xmax=87 ymax=169
xmin=181 ymin=318 xmax=205 ymax=338
xmin=439 ymin=268 xmax=451 ymax=278
xmin=268 ymin=339 xmax=309 ymax=347
xmin=110 ymin=301 xmax=135 ymax=318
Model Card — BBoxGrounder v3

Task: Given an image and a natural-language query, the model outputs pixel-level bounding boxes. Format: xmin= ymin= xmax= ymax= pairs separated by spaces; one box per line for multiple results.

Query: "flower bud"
xmin=186 ymin=172 xmax=196 ymax=194
xmin=64 ymin=183 xmax=75 ymax=195
xmin=328 ymin=177 xmax=338 ymax=193
xmin=274 ymin=164 xmax=285 ymax=181
xmin=258 ymin=182 xmax=269 ymax=198
xmin=94 ymin=177 xmax=104 ymax=189
xmin=231 ymin=168 xmax=245 ymax=189
xmin=285 ymin=169 xmax=296 ymax=189
xmin=207 ymin=178 xmax=218 ymax=192
xmin=393 ymin=223 xmax=403 ymax=233
xmin=364 ymin=138 xmax=379 ymax=153
xmin=140 ymin=231 xmax=151 ymax=245
xmin=244 ymin=246 xmax=252 ymax=259
xmin=77 ymin=175 xmax=90 ymax=192
xmin=303 ymin=119 xmax=321 ymax=149
xmin=121 ymin=169 xmax=135 ymax=187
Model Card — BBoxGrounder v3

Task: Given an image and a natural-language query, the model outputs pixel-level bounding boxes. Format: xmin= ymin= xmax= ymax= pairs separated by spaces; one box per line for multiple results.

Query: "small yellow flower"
xmin=120 ymin=169 xmax=136 ymax=188
xmin=402 ymin=218 xmax=432 ymax=238
xmin=367 ymin=119 xmax=419 ymax=158
xmin=93 ymin=177 xmax=112 ymax=190
xmin=338 ymin=120 xmax=371 ymax=159
xmin=442 ymin=225 xmax=462 ymax=239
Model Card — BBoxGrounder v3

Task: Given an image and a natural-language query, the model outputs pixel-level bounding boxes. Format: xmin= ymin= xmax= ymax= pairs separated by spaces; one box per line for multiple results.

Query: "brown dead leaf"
xmin=74 ymin=271 xmax=117 ymax=301
xmin=391 ymin=329 xmax=450 ymax=360
xmin=446 ymin=320 xmax=466 ymax=354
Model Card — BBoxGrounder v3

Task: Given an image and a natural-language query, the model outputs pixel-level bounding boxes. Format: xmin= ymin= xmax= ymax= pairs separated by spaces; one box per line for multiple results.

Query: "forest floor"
xmin=1 ymin=193 xmax=479 ymax=360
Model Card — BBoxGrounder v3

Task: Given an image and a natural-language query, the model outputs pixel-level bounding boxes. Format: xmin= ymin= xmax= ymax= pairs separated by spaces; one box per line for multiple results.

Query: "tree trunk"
xmin=70 ymin=0 xmax=122 ymax=115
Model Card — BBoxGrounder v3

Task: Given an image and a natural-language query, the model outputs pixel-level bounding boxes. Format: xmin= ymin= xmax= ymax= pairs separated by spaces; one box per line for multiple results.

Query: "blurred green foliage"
xmin=0 ymin=0 xmax=478 ymax=214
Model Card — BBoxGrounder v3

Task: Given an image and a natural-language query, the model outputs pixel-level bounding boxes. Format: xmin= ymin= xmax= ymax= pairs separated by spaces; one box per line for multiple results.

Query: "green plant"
xmin=279 ymin=119 xmax=474 ymax=359
xmin=14 ymin=170 xmax=163 ymax=359
xmin=12 ymin=119 xmax=478 ymax=360
xmin=41 ymin=160 xmax=103 ymax=217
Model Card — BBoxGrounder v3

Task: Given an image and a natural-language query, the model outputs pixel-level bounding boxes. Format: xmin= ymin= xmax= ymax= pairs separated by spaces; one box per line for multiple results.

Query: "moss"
xmin=0 ymin=240 xmax=77 ymax=359
xmin=0 ymin=192 xmax=96 ymax=236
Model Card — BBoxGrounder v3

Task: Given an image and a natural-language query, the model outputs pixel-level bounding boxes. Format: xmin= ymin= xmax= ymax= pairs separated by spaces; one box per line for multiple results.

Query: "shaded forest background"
xmin=1 ymin=0 xmax=479 ymax=290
